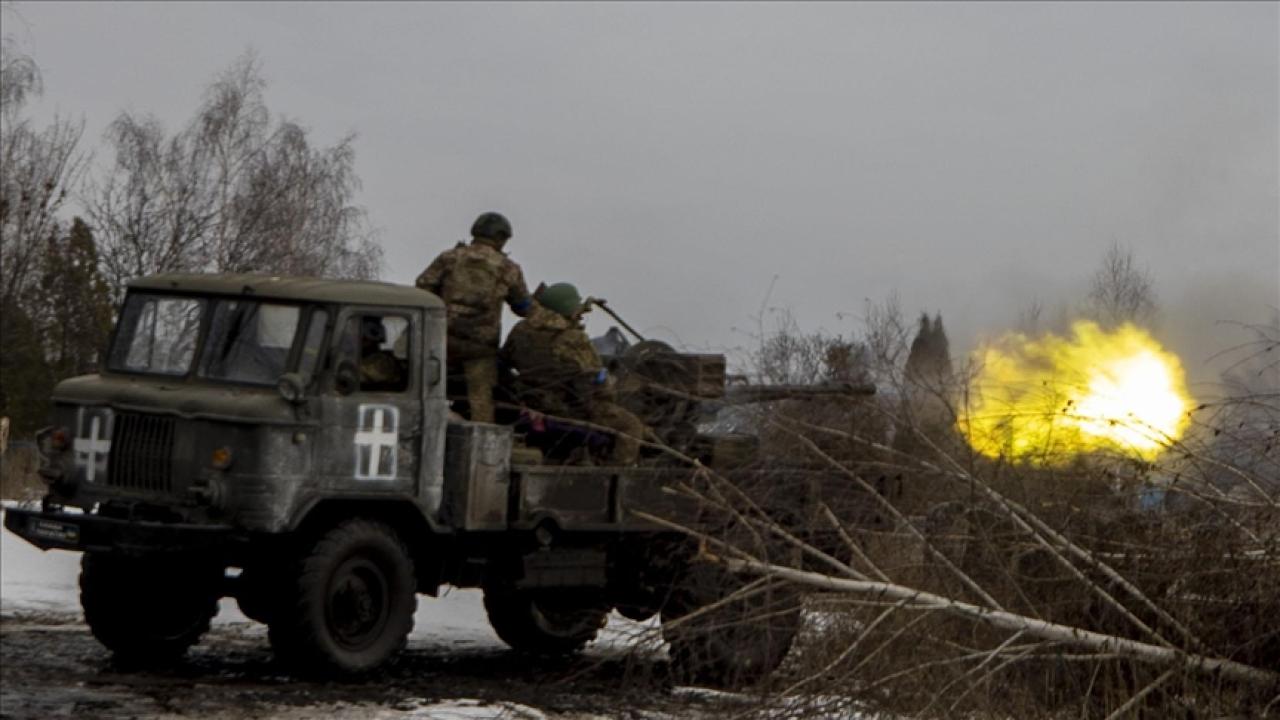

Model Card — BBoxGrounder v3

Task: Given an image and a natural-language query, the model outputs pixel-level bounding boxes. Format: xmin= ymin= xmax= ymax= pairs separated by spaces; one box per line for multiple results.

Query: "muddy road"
xmin=0 ymin=608 xmax=738 ymax=720
xmin=0 ymin=514 xmax=743 ymax=720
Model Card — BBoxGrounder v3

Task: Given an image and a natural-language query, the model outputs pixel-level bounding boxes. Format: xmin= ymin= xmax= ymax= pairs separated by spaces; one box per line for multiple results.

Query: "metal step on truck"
xmin=5 ymin=273 xmax=870 ymax=686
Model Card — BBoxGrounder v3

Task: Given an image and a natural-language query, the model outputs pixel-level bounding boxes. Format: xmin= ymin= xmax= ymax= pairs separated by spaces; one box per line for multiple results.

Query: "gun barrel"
xmin=722 ymin=382 xmax=876 ymax=404
xmin=589 ymin=300 xmax=647 ymax=342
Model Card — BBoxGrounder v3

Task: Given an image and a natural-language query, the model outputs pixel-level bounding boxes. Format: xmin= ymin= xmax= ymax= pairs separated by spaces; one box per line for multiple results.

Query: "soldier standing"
xmin=501 ymin=283 xmax=647 ymax=465
xmin=416 ymin=212 xmax=532 ymax=422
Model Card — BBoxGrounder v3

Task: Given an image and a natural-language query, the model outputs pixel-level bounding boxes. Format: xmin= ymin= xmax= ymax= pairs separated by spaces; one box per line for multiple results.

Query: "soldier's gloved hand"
xmin=591 ymin=368 xmax=618 ymax=401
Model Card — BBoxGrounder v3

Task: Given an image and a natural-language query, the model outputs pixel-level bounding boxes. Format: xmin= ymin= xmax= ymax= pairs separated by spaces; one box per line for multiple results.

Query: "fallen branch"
xmin=717 ymin=555 xmax=1279 ymax=688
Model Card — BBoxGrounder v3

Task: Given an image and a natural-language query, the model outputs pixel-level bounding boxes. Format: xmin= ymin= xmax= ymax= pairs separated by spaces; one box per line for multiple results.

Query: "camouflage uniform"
xmin=501 ymin=305 xmax=646 ymax=464
xmin=359 ymin=351 xmax=402 ymax=389
xmin=356 ymin=317 xmax=404 ymax=390
xmin=417 ymin=237 xmax=531 ymax=422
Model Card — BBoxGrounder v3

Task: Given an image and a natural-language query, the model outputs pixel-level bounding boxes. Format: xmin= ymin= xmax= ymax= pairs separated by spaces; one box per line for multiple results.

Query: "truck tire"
xmin=661 ymin=563 xmax=800 ymax=688
xmin=80 ymin=552 xmax=220 ymax=665
xmin=268 ymin=519 xmax=416 ymax=674
xmin=483 ymin=586 xmax=607 ymax=656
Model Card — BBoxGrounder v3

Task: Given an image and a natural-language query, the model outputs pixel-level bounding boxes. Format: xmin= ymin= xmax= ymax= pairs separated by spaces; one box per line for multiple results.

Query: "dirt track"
xmin=0 ymin=610 xmax=732 ymax=720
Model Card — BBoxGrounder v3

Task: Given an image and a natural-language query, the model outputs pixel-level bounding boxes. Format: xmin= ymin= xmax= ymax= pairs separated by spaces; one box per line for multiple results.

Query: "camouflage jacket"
xmin=416 ymin=239 xmax=531 ymax=360
xmin=501 ymin=305 xmax=608 ymax=414
xmin=360 ymin=351 xmax=403 ymax=389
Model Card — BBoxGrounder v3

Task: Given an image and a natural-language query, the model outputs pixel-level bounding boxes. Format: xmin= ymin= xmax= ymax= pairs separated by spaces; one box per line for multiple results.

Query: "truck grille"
xmin=107 ymin=413 xmax=175 ymax=492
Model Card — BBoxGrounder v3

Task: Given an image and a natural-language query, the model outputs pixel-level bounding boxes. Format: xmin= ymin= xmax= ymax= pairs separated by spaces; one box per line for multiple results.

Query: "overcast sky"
xmin=6 ymin=2 xmax=1277 ymax=385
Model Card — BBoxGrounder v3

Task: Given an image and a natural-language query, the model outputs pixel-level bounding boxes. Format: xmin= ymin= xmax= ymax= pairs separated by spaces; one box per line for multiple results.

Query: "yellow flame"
xmin=957 ymin=321 xmax=1193 ymax=464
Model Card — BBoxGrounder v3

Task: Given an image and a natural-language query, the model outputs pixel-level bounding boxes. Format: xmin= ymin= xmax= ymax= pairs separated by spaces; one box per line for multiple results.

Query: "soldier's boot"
xmin=592 ymin=403 xmax=645 ymax=465
xmin=464 ymin=357 xmax=498 ymax=423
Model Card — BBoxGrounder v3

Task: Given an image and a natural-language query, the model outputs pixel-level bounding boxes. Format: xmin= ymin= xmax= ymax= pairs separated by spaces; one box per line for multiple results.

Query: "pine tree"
xmin=904 ymin=312 xmax=953 ymax=384
xmin=38 ymin=217 xmax=114 ymax=379
xmin=0 ymin=218 xmax=114 ymax=435
xmin=929 ymin=312 xmax=953 ymax=378
xmin=0 ymin=299 xmax=55 ymax=435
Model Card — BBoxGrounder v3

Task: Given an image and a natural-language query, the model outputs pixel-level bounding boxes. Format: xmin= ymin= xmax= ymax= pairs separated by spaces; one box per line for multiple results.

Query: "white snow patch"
xmin=672 ymin=686 xmax=755 ymax=705
xmin=1 ymin=508 xmax=82 ymax=615
xmin=0 ymin=508 xmax=494 ymax=638
xmin=148 ymin=699 xmax=557 ymax=720
xmin=411 ymin=586 xmax=501 ymax=647
xmin=384 ymin=698 xmax=549 ymax=719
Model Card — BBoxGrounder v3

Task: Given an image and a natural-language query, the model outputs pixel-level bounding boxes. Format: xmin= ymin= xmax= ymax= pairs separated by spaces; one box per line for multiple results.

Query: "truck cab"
xmin=23 ymin=274 xmax=449 ymax=532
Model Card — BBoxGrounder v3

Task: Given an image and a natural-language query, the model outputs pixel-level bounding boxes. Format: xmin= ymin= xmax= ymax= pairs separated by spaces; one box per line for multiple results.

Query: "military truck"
xmin=5 ymin=273 xmax=867 ymax=685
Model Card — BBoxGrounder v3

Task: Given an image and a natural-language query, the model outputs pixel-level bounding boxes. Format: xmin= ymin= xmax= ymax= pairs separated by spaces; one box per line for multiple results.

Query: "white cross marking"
xmin=74 ymin=413 xmax=111 ymax=483
xmin=354 ymin=405 xmax=398 ymax=480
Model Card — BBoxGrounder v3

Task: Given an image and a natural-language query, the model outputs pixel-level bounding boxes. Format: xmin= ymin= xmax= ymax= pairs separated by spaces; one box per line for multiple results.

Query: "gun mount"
xmin=603 ymin=337 xmax=876 ymax=460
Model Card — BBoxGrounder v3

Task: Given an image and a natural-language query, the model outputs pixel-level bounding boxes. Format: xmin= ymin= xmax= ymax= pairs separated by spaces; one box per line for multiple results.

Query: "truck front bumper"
xmin=3 ymin=507 xmax=236 ymax=555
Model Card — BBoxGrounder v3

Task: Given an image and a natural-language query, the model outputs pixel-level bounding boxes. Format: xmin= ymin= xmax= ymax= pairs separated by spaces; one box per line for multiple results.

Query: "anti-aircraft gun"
xmin=590 ymin=300 xmax=886 ymax=564
xmin=591 ymin=299 xmax=876 ymax=466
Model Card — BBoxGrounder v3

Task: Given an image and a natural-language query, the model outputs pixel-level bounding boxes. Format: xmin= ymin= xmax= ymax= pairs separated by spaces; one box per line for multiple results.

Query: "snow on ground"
xmin=375 ymin=699 xmax=552 ymax=720
xmin=1 ymin=507 xmax=82 ymax=616
xmin=0 ymin=506 xmax=653 ymax=649
xmin=153 ymin=698 xmax=562 ymax=720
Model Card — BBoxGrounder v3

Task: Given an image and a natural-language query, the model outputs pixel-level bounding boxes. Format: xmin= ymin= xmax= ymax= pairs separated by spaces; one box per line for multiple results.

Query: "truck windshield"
xmin=108 ymin=294 xmax=204 ymax=376
xmin=198 ymin=300 xmax=302 ymax=385
xmin=108 ymin=293 xmax=307 ymax=384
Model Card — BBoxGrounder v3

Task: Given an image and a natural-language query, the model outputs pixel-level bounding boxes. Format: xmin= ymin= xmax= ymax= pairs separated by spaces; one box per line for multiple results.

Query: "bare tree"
xmin=88 ymin=52 xmax=380 ymax=297
xmin=1219 ymin=310 xmax=1280 ymax=397
xmin=1085 ymin=241 xmax=1159 ymax=328
xmin=0 ymin=39 xmax=86 ymax=307
xmin=0 ymin=36 xmax=89 ymax=433
xmin=1208 ymin=312 xmax=1280 ymax=496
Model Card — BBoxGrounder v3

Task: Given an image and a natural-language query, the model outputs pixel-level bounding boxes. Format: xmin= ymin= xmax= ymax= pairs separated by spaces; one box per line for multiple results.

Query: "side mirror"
xmin=334 ymin=361 xmax=359 ymax=396
xmin=276 ymin=373 xmax=309 ymax=405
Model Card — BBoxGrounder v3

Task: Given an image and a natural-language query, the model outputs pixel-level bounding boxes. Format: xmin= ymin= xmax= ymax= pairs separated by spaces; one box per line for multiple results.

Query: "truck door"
xmin=318 ymin=308 xmax=422 ymax=496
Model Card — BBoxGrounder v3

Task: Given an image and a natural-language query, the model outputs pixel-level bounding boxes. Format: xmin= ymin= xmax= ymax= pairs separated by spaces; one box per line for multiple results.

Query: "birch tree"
xmin=88 ymin=52 xmax=380 ymax=298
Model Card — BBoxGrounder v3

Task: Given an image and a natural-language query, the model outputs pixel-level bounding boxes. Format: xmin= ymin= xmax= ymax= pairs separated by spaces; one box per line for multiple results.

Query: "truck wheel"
xmin=268 ymin=519 xmax=416 ymax=674
xmin=483 ymin=586 xmax=607 ymax=656
xmin=80 ymin=552 xmax=220 ymax=665
xmin=661 ymin=563 xmax=800 ymax=688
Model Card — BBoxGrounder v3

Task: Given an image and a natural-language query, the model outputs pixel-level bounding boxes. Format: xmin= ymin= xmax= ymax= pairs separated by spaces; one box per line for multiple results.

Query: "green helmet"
xmin=471 ymin=212 xmax=512 ymax=241
xmin=538 ymin=282 xmax=584 ymax=319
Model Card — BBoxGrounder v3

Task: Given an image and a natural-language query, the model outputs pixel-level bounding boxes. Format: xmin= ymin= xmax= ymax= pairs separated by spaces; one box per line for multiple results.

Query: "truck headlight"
xmin=36 ymin=426 xmax=71 ymax=456
xmin=51 ymin=428 xmax=71 ymax=451
xmin=34 ymin=426 xmax=72 ymax=484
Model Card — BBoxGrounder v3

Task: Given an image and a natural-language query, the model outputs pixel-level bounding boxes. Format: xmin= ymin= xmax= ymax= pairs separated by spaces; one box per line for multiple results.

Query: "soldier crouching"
xmin=501 ymin=283 xmax=647 ymax=465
